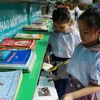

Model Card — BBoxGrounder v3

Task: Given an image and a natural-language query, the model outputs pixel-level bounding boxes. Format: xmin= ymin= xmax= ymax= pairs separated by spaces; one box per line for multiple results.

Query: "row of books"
xmin=0 ymin=32 xmax=44 ymax=50
xmin=0 ymin=49 xmax=36 ymax=99
xmin=0 ymin=32 xmax=39 ymax=99
xmin=23 ymin=17 xmax=51 ymax=32
xmin=0 ymin=15 xmax=51 ymax=100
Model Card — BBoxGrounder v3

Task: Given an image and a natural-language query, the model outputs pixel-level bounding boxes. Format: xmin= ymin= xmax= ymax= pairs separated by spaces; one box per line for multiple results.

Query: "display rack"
xmin=0 ymin=1 xmax=53 ymax=100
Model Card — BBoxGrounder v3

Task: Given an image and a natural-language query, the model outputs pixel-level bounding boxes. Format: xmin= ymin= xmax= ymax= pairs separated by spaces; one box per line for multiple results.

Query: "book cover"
xmin=0 ymin=38 xmax=36 ymax=50
xmin=38 ymin=87 xmax=51 ymax=96
xmin=34 ymin=18 xmax=49 ymax=23
xmin=0 ymin=49 xmax=37 ymax=72
xmin=14 ymin=33 xmax=43 ymax=40
xmin=33 ymin=76 xmax=59 ymax=100
xmin=0 ymin=70 xmax=22 ymax=100
xmin=42 ymin=62 xmax=53 ymax=72
xmin=23 ymin=24 xmax=49 ymax=32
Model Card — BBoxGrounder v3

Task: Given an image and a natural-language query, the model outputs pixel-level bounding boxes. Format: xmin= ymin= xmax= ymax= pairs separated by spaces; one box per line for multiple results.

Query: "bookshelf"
xmin=0 ymin=1 xmax=53 ymax=100
xmin=16 ymin=30 xmax=52 ymax=100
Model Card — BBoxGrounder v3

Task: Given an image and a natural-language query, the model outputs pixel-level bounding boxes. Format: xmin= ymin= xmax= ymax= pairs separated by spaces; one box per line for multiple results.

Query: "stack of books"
xmin=0 ymin=38 xmax=36 ymax=50
xmin=0 ymin=38 xmax=37 ymax=99
xmin=0 ymin=49 xmax=36 ymax=72
xmin=23 ymin=18 xmax=50 ymax=32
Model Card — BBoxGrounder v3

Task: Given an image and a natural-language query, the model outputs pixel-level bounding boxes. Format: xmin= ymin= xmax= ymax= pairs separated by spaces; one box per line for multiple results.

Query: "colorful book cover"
xmin=0 ymin=70 xmax=22 ymax=100
xmin=23 ymin=24 xmax=49 ymax=32
xmin=0 ymin=38 xmax=36 ymax=50
xmin=0 ymin=49 xmax=36 ymax=72
xmin=14 ymin=33 xmax=43 ymax=40
xmin=33 ymin=76 xmax=59 ymax=100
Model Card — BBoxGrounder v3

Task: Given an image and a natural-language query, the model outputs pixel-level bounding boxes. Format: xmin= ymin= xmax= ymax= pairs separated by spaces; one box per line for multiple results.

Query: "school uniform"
xmin=74 ymin=6 xmax=79 ymax=21
xmin=66 ymin=43 xmax=100 ymax=100
xmin=49 ymin=26 xmax=81 ymax=99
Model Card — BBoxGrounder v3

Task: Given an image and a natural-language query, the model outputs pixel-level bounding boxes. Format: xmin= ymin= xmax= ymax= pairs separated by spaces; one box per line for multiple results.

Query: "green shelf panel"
xmin=16 ymin=22 xmax=52 ymax=100
xmin=16 ymin=32 xmax=50 ymax=100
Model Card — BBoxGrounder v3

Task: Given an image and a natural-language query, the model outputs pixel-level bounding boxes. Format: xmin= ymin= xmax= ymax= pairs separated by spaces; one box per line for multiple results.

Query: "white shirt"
xmin=49 ymin=26 xmax=81 ymax=58
xmin=66 ymin=43 xmax=100 ymax=86
xmin=74 ymin=6 xmax=79 ymax=12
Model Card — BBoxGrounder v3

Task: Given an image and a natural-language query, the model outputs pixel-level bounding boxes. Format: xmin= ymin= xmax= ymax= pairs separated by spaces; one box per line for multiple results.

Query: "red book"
xmin=0 ymin=38 xmax=36 ymax=50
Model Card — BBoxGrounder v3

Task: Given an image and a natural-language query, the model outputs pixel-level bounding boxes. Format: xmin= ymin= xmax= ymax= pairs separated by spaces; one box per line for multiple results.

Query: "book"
xmin=34 ymin=18 xmax=49 ymax=23
xmin=33 ymin=76 xmax=59 ymax=100
xmin=23 ymin=24 xmax=49 ymax=32
xmin=14 ymin=33 xmax=43 ymax=40
xmin=0 ymin=70 xmax=22 ymax=100
xmin=0 ymin=38 xmax=36 ymax=50
xmin=0 ymin=49 xmax=36 ymax=72
xmin=42 ymin=62 xmax=53 ymax=72
xmin=40 ymin=14 xmax=52 ymax=19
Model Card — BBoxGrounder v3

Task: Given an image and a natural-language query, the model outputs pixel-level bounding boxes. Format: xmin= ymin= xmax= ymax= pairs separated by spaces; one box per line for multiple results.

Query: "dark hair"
xmin=55 ymin=2 xmax=65 ymax=8
xmin=52 ymin=8 xmax=71 ymax=23
xmin=78 ymin=8 xmax=100 ymax=30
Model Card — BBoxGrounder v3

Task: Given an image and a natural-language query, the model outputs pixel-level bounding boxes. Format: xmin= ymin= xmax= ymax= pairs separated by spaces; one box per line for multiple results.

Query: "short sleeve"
xmin=90 ymin=52 xmax=100 ymax=85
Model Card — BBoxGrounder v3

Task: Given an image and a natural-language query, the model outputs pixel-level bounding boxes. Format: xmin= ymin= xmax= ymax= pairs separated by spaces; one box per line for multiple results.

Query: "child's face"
xmin=53 ymin=21 xmax=70 ymax=32
xmin=78 ymin=20 xmax=99 ymax=47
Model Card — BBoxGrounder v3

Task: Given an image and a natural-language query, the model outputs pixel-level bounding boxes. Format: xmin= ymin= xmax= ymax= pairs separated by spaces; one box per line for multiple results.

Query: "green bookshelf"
xmin=16 ymin=23 xmax=52 ymax=100
xmin=0 ymin=2 xmax=53 ymax=100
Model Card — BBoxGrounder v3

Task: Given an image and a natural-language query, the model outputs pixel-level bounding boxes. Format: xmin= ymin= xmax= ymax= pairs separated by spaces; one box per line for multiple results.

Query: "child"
xmin=74 ymin=5 xmax=80 ymax=21
xmin=61 ymin=8 xmax=100 ymax=100
xmin=44 ymin=6 xmax=81 ymax=99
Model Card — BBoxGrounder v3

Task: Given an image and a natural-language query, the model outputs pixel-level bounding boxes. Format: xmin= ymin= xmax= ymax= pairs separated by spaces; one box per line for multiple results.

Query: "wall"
xmin=0 ymin=3 xmax=41 ymax=42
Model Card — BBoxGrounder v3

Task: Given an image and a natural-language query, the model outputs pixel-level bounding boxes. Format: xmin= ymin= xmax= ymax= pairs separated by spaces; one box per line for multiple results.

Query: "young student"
xmin=61 ymin=8 xmax=100 ymax=100
xmin=44 ymin=6 xmax=81 ymax=99
xmin=74 ymin=5 xmax=80 ymax=21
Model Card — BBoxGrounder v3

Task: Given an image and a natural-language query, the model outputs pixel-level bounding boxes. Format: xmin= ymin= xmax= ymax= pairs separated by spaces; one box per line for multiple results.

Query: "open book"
xmin=33 ymin=76 xmax=59 ymax=100
xmin=0 ymin=70 xmax=22 ymax=100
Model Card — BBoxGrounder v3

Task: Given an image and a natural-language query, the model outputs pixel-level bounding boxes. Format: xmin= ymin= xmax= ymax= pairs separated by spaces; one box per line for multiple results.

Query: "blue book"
xmin=0 ymin=49 xmax=36 ymax=72
xmin=0 ymin=70 xmax=22 ymax=100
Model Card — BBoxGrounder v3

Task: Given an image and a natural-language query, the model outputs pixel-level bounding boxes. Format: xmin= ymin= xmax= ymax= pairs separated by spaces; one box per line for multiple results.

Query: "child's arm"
xmin=44 ymin=44 xmax=51 ymax=63
xmin=61 ymin=84 xmax=100 ymax=100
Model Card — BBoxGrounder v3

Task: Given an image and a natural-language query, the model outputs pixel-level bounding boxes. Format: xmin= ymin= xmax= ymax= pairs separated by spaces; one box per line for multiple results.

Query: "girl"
xmin=44 ymin=6 xmax=81 ymax=99
xmin=61 ymin=8 xmax=100 ymax=100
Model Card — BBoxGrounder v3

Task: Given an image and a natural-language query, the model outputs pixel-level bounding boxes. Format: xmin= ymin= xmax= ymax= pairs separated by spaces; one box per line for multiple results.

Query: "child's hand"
xmin=46 ymin=74 xmax=60 ymax=81
xmin=44 ymin=51 xmax=51 ymax=63
xmin=60 ymin=93 xmax=73 ymax=100
xmin=64 ymin=59 xmax=70 ymax=66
